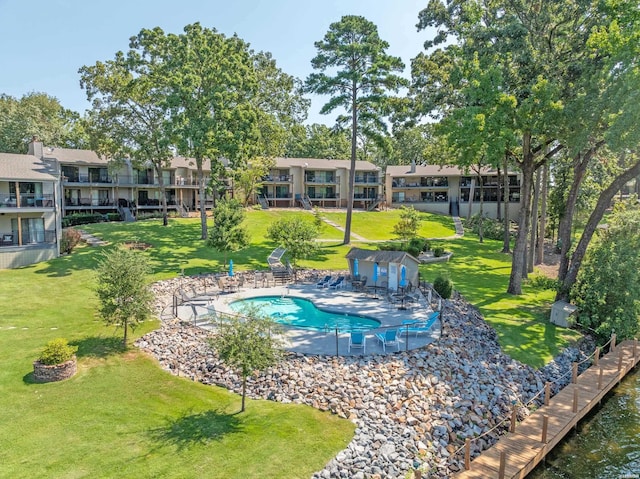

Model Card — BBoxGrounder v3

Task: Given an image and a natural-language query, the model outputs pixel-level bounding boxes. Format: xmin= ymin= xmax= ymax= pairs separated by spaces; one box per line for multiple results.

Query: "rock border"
xmin=33 ymin=357 xmax=77 ymax=383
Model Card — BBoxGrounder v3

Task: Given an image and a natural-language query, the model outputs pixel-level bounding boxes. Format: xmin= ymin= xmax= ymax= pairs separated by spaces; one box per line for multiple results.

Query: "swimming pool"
xmin=229 ymin=296 xmax=380 ymax=331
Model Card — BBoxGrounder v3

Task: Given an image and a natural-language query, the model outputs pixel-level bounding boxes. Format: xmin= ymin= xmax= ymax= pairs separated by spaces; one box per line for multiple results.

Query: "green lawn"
xmin=1 ymin=213 xmax=585 ymax=476
xmin=321 ymin=210 xmax=456 ymax=241
xmin=419 ymin=236 xmax=583 ymax=367
xmin=0 ymin=243 xmax=353 ymax=478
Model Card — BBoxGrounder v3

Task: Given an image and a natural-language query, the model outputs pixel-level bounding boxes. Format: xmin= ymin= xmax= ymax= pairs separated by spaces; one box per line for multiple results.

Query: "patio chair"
xmin=328 ymin=276 xmax=345 ymax=289
xmin=348 ymin=331 xmax=366 ymax=354
xmin=316 ymin=275 xmax=332 ymax=288
xmin=375 ymin=329 xmax=400 ymax=352
xmin=405 ymin=311 xmax=440 ymax=337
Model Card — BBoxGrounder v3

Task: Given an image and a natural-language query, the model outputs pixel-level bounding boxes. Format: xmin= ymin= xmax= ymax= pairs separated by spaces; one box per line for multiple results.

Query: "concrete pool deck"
xmin=174 ymin=283 xmax=441 ymax=356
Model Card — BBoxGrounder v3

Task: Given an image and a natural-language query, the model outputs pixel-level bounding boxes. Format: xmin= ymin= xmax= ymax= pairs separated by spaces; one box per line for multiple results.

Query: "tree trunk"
xmin=478 ymin=173 xmax=484 ymax=243
xmin=536 ymin=162 xmax=549 ymax=265
xmin=496 ymin=166 xmax=502 ymax=221
xmin=123 ymin=318 xmax=128 ymax=347
xmin=241 ymin=375 xmax=247 ymax=412
xmin=528 ymin=168 xmax=541 ymax=272
xmin=467 ymin=177 xmax=476 ymax=221
xmin=343 ymin=80 xmax=357 ymax=245
xmin=502 ymin=154 xmax=511 ymax=253
xmin=155 ymin=163 xmax=169 ymax=227
xmin=197 ymin=160 xmax=207 ymax=240
xmin=558 ymin=159 xmax=640 ymax=300
xmin=507 ymin=133 xmax=535 ymax=295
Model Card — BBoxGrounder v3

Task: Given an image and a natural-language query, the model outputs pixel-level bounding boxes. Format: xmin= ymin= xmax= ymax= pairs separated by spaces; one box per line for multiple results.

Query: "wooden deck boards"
xmin=456 ymin=340 xmax=638 ymax=478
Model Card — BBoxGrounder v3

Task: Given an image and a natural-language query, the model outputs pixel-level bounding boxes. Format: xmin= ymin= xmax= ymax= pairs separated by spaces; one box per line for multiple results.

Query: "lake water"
xmin=529 ymin=367 xmax=640 ymax=478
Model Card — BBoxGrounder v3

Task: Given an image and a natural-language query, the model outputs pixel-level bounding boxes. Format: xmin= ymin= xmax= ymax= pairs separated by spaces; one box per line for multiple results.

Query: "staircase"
xmin=258 ymin=195 xmax=269 ymax=209
xmin=300 ymin=195 xmax=312 ymax=210
xmin=178 ymin=201 xmax=190 ymax=218
xmin=119 ymin=205 xmax=136 ymax=222
xmin=367 ymin=195 xmax=385 ymax=211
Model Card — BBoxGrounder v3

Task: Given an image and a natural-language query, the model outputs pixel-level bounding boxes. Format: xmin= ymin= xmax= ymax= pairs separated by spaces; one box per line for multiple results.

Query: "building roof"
xmin=0 ymin=153 xmax=58 ymax=181
xmin=345 ymin=247 xmax=420 ymax=265
xmin=275 ymin=157 xmax=380 ymax=171
xmin=43 ymin=147 xmax=107 ymax=165
xmin=386 ymin=164 xmax=503 ymax=177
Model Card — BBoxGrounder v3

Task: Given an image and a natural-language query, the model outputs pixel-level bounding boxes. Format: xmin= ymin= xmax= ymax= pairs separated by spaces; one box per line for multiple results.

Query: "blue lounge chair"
xmin=348 ymin=331 xmax=366 ymax=354
xmin=328 ymin=276 xmax=345 ymax=289
xmin=375 ymin=329 xmax=400 ymax=352
xmin=405 ymin=311 xmax=440 ymax=337
xmin=316 ymin=275 xmax=332 ymax=288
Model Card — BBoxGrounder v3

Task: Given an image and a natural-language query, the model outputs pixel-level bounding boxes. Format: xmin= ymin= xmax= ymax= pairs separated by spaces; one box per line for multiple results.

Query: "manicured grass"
xmin=321 ymin=210 xmax=456 ymax=241
xmin=0 ymin=247 xmax=354 ymax=478
xmin=420 ymin=236 xmax=583 ymax=367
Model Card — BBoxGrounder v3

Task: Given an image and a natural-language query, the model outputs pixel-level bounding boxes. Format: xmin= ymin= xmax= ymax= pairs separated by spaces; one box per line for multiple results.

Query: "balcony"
xmin=0 ymin=193 xmax=55 ymax=208
xmin=305 ymin=176 xmax=337 ymax=185
xmin=65 ymin=198 xmax=114 ymax=207
xmin=0 ymin=229 xmax=56 ymax=248
xmin=354 ymin=176 xmax=380 ymax=184
xmin=63 ymin=174 xmax=113 ymax=184
xmin=263 ymin=174 xmax=292 ymax=183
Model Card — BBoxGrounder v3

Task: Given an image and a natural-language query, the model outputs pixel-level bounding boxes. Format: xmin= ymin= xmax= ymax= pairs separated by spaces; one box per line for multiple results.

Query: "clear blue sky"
xmin=0 ymin=0 xmax=435 ymax=126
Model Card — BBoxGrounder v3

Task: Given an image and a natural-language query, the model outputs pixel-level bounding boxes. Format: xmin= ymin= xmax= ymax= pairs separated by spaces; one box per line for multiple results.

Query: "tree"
xmin=207 ymin=198 xmax=250 ymax=266
xmin=0 ymin=92 xmax=86 ymax=153
xmin=306 ymin=15 xmax=407 ymax=245
xmin=571 ymin=204 xmax=640 ymax=341
xmin=285 ymin=123 xmax=351 ymax=160
xmin=79 ymin=48 xmax=175 ymax=226
xmin=266 ymin=217 xmax=319 ymax=268
xmin=95 ymin=247 xmax=154 ymax=347
xmin=392 ymin=206 xmax=421 ymax=241
xmin=209 ymin=306 xmax=284 ymax=412
xmin=233 ymin=157 xmax=275 ymax=207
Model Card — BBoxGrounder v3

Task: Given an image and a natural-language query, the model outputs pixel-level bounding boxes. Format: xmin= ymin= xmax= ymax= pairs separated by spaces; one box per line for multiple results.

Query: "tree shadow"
xmin=149 ymin=409 xmax=243 ymax=451
xmin=70 ymin=336 xmax=126 ymax=359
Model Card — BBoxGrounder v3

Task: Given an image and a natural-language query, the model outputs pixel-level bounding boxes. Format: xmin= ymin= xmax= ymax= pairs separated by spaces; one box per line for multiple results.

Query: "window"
xmin=11 ymin=217 xmax=45 ymax=243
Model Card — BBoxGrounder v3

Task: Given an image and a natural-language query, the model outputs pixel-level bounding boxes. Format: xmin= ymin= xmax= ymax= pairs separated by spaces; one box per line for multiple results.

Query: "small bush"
xmin=60 ymin=228 xmax=82 ymax=254
xmin=433 ymin=275 xmax=454 ymax=299
xmin=105 ymin=212 xmax=122 ymax=222
xmin=464 ymin=214 xmax=506 ymax=241
xmin=313 ymin=206 xmax=324 ymax=229
xmin=378 ymin=241 xmax=403 ymax=251
xmin=433 ymin=246 xmax=445 ymax=257
xmin=62 ymin=213 xmax=104 ymax=227
xmin=409 ymin=237 xmax=430 ymax=253
xmin=528 ymin=274 xmax=560 ymax=291
xmin=38 ymin=338 xmax=78 ymax=365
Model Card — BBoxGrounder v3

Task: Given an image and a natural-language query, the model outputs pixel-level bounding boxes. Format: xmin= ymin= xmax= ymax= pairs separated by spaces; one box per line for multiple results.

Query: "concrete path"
xmin=321 ymin=217 xmax=368 ymax=242
xmin=78 ymin=230 xmax=108 ymax=246
xmin=452 ymin=216 xmax=464 ymax=237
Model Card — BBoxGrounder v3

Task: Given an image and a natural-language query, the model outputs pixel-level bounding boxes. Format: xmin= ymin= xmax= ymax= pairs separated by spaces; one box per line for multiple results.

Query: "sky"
xmin=0 ymin=0 xmax=436 ymax=126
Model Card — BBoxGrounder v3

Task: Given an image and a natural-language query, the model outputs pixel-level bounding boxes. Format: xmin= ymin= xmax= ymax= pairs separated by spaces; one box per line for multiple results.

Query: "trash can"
xmin=550 ymin=300 xmax=577 ymax=327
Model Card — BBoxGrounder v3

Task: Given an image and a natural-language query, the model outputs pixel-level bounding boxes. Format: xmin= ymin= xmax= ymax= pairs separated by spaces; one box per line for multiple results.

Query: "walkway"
xmin=78 ymin=230 xmax=108 ymax=246
xmin=174 ymin=284 xmax=441 ymax=356
xmin=321 ymin=217 xmax=368 ymax=242
xmin=452 ymin=216 xmax=464 ymax=237
xmin=455 ymin=339 xmax=639 ymax=478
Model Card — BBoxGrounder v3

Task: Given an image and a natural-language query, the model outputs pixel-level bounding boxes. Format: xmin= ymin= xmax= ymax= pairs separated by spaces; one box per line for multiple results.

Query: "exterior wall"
xmin=0 ymin=244 xmax=58 ymax=269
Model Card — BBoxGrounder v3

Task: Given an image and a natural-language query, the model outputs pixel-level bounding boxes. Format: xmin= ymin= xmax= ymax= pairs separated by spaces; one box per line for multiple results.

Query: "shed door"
xmin=388 ymin=263 xmax=398 ymax=291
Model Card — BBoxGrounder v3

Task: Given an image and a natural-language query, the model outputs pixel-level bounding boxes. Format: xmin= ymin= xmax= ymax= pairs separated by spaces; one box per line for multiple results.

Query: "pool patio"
xmin=174 ymin=283 xmax=441 ymax=356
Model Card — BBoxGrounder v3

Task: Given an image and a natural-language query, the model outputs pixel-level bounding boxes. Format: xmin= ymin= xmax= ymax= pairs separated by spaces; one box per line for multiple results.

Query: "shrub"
xmin=409 ymin=237 xmax=430 ymax=253
xmin=105 ymin=212 xmax=121 ymax=222
xmin=433 ymin=275 xmax=454 ymax=299
xmin=464 ymin=214 xmax=506 ymax=241
xmin=38 ymin=338 xmax=78 ymax=365
xmin=433 ymin=246 xmax=445 ymax=257
xmin=60 ymin=228 xmax=82 ymax=254
xmin=528 ymin=274 xmax=559 ymax=291
xmin=62 ymin=213 xmax=104 ymax=227
xmin=378 ymin=241 xmax=403 ymax=251
xmin=313 ymin=206 xmax=324 ymax=229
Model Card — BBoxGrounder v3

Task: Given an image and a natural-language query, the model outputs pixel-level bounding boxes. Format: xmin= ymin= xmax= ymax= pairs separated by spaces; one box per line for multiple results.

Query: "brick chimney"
xmin=28 ymin=136 xmax=44 ymax=158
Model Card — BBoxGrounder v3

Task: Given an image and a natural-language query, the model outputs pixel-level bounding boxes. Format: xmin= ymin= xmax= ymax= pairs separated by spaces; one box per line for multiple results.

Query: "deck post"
xmin=611 ymin=333 xmax=616 ymax=351
xmin=594 ymin=347 xmax=600 ymax=366
xmin=464 ymin=438 xmax=471 ymax=470
xmin=572 ymin=386 xmax=578 ymax=413
xmin=618 ymin=348 xmax=624 ymax=371
xmin=498 ymin=451 xmax=506 ymax=479
xmin=598 ymin=366 xmax=604 ymax=390
xmin=544 ymin=382 xmax=551 ymax=406
xmin=541 ymin=415 xmax=548 ymax=444
xmin=571 ymin=362 xmax=578 ymax=384
xmin=335 ymin=328 xmax=339 ymax=356
xmin=510 ymin=407 xmax=517 ymax=433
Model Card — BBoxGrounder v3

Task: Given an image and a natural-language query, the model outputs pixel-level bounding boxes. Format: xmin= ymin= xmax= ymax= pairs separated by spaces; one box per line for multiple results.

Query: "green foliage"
xmin=392 ymin=206 xmax=422 ymax=241
xmin=105 ymin=213 xmax=122 ymax=222
xmin=433 ymin=246 xmax=445 ymax=258
xmin=60 ymin=228 xmax=82 ymax=254
xmin=210 ymin=306 xmax=284 ymax=412
xmin=233 ymin=157 xmax=275 ymax=207
xmin=433 ymin=275 xmax=454 ymax=299
xmin=37 ymin=338 xmax=78 ymax=365
xmin=62 ymin=213 xmax=104 ymax=227
xmin=207 ymin=199 xmax=250 ymax=263
xmin=313 ymin=206 xmax=324 ymax=229
xmin=527 ymin=274 xmax=560 ymax=291
xmin=407 ymin=237 xmax=430 ymax=258
xmin=571 ymin=207 xmax=640 ymax=340
xmin=285 ymin=123 xmax=351 ymax=159
xmin=464 ymin=214 xmax=506 ymax=241
xmin=95 ymin=247 xmax=154 ymax=346
xmin=266 ymin=217 xmax=319 ymax=267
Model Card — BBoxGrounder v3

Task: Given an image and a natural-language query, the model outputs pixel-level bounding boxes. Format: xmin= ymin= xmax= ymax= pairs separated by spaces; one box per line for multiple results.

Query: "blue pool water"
xmin=229 ymin=296 xmax=380 ymax=331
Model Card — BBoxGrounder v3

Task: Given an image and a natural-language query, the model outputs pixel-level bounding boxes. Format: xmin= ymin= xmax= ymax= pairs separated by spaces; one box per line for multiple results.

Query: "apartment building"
xmin=259 ymin=157 xmax=383 ymax=209
xmin=385 ymin=163 xmax=522 ymax=219
xmin=0 ymin=142 xmax=62 ymax=268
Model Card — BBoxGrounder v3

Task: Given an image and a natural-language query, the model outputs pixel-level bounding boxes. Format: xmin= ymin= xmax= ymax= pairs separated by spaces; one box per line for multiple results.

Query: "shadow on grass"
xmin=70 ymin=336 xmax=126 ymax=359
xmin=149 ymin=409 xmax=243 ymax=451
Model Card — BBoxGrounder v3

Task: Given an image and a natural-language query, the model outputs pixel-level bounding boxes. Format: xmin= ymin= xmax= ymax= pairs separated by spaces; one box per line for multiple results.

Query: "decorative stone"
xmin=33 ymin=357 xmax=77 ymax=383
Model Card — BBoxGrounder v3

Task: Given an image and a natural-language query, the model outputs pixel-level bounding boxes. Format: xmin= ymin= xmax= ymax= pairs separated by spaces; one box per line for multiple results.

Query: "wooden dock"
xmin=455 ymin=339 xmax=639 ymax=479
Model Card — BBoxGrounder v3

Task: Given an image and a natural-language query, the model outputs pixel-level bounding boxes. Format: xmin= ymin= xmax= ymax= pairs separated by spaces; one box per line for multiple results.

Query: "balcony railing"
xmin=0 ymin=229 xmax=56 ymax=247
xmin=65 ymin=198 xmax=114 ymax=207
xmin=307 ymin=193 xmax=338 ymax=199
xmin=64 ymin=174 xmax=114 ymax=184
xmin=354 ymin=176 xmax=380 ymax=184
xmin=263 ymin=175 xmax=292 ymax=182
xmin=0 ymin=193 xmax=54 ymax=208
xmin=305 ymin=177 xmax=337 ymax=184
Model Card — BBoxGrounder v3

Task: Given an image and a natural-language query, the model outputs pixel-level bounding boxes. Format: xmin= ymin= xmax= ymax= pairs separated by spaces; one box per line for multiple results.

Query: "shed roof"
xmin=345 ymin=247 xmax=420 ymax=265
